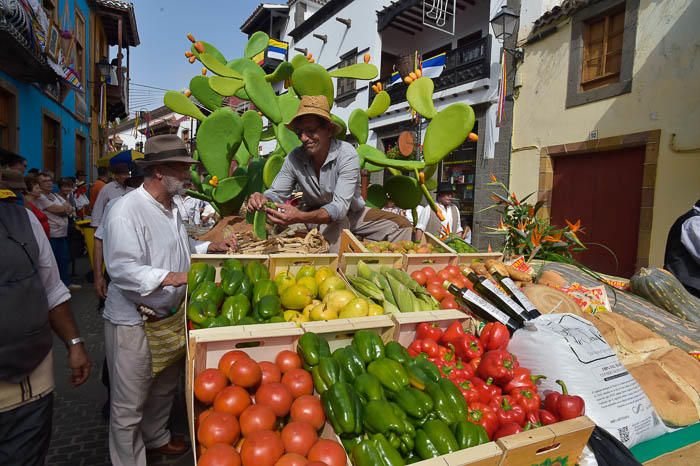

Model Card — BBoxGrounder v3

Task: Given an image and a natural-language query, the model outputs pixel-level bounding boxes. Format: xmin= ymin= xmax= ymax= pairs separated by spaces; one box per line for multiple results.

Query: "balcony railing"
xmin=369 ymin=36 xmax=491 ymax=108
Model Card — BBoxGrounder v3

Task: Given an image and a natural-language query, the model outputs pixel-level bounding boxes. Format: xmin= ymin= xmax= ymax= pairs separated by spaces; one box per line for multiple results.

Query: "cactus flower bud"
xmin=184 ymin=89 xmax=191 ymax=97
xmin=188 ymin=56 xmax=196 ymax=64
xmin=363 ymin=53 xmax=371 ymax=63
xmin=201 ymin=67 xmax=207 ymax=76
xmin=194 ymin=42 xmax=205 ymax=53
xmin=187 ymin=33 xmax=195 ymax=43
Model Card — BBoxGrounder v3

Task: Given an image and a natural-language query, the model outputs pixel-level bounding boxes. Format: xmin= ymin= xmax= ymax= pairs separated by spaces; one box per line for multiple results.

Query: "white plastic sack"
xmin=509 ymin=314 xmax=667 ymax=448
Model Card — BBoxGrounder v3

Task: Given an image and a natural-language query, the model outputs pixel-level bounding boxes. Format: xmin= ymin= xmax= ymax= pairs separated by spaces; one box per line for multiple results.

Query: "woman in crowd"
xmin=23 ymin=174 xmax=50 ymax=237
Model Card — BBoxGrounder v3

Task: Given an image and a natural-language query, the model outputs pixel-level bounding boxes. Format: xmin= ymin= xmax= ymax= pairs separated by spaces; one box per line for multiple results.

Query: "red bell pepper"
xmin=544 ymin=380 xmax=585 ymax=421
xmin=503 ymin=367 xmax=546 ymax=394
xmin=417 ymin=322 xmax=444 ymax=341
xmin=489 ymin=395 xmax=526 ymax=426
xmin=476 ymin=350 xmax=519 ymax=386
xmin=408 ymin=339 xmax=422 ymax=357
xmin=447 ymin=360 xmax=474 ymax=383
xmin=468 ymin=356 xmax=481 ymax=373
xmin=493 ymin=422 xmax=523 ymax=440
xmin=479 ymin=322 xmax=510 ymax=350
xmin=458 ymin=380 xmax=482 ymax=404
xmin=470 ymin=377 xmax=502 ymax=403
xmin=440 ymin=321 xmax=466 ymax=346
xmin=408 ymin=338 xmax=440 ymax=358
xmin=511 ymin=387 xmax=541 ymax=414
xmin=467 ymin=402 xmax=499 ymax=439
xmin=538 ymin=409 xmax=558 ymax=426
xmin=524 ymin=410 xmax=542 ymax=430
xmin=454 ymin=334 xmax=484 ymax=361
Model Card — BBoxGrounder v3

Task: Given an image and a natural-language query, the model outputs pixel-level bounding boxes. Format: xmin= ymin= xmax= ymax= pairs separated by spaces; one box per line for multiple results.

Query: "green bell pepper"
xmin=414 ymin=420 xmax=459 ymax=460
xmin=311 ymin=356 xmax=345 ymax=394
xmin=404 ymin=356 xmax=441 ymax=390
xmin=297 ymin=332 xmax=331 ymax=369
xmin=363 ymin=400 xmax=406 ymax=436
xmin=187 ymin=263 xmax=215 ymax=294
xmin=321 ymin=382 xmax=363 ymax=437
xmin=221 ymin=258 xmax=243 ymax=273
xmin=254 ymin=294 xmax=281 ymax=319
xmin=332 ymin=346 xmax=366 ymax=382
xmin=244 ymin=260 xmax=269 ymax=285
xmin=424 ymin=379 xmax=468 ymax=425
xmin=268 ymin=315 xmax=285 ymax=323
xmin=236 ymin=316 xmax=257 ymax=325
xmin=353 ymin=372 xmax=385 ymax=403
xmin=340 ymin=435 xmax=364 ymax=454
xmin=187 ymin=300 xmax=217 ymax=325
xmin=388 ymin=402 xmax=416 ymax=455
xmin=221 ymin=294 xmax=250 ymax=324
xmin=351 ymin=434 xmax=405 ymax=466
xmin=367 ymin=357 xmax=409 ymax=393
xmin=453 ymin=420 xmax=489 ymax=449
xmin=389 ymin=387 xmax=434 ymax=420
xmin=221 ymin=269 xmax=248 ymax=297
xmin=351 ymin=330 xmax=385 ymax=364
xmin=190 ymin=281 xmax=225 ymax=309
xmin=201 ymin=315 xmax=230 ymax=328
xmin=252 ymin=279 xmax=278 ymax=305
xmin=385 ymin=341 xmax=411 ymax=365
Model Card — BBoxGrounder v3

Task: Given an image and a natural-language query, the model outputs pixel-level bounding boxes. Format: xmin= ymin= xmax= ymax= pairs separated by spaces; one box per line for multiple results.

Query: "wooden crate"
xmin=301 ymin=314 xmax=396 ymax=350
xmin=339 ymin=228 xmax=367 ymax=254
xmin=497 ymin=416 xmax=595 ymax=466
xmin=268 ymin=253 xmax=339 ymax=278
xmin=339 ymin=252 xmax=404 ymax=275
xmin=456 ymin=252 xmax=505 ymax=266
xmin=391 ymin=310 xmax=477 ymax=347
xmin=442 ymin=442 xmax=504 ymax=466
xmin=403 ymin=232 xmax=458 ymax=273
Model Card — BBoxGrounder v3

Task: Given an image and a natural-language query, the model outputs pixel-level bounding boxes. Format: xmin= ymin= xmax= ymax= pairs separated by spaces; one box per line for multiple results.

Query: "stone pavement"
xmin=47 ymin=257 xmax=194 ymax=466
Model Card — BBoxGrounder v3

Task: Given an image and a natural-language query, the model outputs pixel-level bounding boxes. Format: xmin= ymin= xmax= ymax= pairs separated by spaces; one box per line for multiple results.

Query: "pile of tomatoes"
xmin=193 ymin=349 xmax=346 ymax=466
xmin=409 ymin=264 xmax=471 ymax=310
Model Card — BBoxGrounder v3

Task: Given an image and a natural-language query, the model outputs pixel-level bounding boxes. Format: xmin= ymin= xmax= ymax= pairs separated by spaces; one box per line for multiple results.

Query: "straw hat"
xmin=286 ymin=95 xmax=343 ymax=136
xmin=136 ymin=134 xmax=198 ymax=166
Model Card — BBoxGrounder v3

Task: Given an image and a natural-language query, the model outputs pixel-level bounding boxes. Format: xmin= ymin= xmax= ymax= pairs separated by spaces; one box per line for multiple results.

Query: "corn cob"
xmin=347 ymin=276 xmax=385 ymax=302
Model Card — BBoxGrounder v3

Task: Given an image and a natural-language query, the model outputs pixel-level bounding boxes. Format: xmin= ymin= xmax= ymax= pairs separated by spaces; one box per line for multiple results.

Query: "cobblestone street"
xmin=47 ymin=257 xmax=194 ymax=466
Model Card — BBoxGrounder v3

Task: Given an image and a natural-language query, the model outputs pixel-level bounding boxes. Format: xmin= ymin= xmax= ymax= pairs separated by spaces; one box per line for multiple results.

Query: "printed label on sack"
xmin=461 ymin=289 xmax=512 ymax=325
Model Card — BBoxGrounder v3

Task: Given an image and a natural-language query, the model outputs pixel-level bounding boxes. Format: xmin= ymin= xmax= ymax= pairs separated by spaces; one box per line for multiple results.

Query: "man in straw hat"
xmin=100 ymin=135 xmax=235 ymax=464
xmin=248 ymin=95 xmax=412 ymax=251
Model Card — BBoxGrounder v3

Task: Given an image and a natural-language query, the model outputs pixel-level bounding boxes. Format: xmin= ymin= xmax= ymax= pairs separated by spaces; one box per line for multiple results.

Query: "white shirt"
xmin=178 ymin=195 xmax=203 ymax=225
xmin=101 ymin=186 xmax=210 ymax=325
xmin=27 ymin=210 xmax=71 ymax=309
xmin=90 ymin=181 xmax=133 ymax=227
xmin=438 ymin=203 xmax=463 ymax=235
xmin=35 ymin=193 xmax=69 ymax=238
xmin=681 ymin=205 xmax=700 ymax=264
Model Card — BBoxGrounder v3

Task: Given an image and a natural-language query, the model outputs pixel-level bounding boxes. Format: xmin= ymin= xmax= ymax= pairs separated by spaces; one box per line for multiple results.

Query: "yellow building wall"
xmin=511 ymin=0 xmax=700 ymax=267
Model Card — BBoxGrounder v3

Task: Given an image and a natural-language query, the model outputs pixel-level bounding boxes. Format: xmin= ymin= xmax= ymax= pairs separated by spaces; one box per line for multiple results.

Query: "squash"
xmin=542 ymin=263 xmax=700 ymax=352
xmin=630 ymin=267 xmax=700 ymax=324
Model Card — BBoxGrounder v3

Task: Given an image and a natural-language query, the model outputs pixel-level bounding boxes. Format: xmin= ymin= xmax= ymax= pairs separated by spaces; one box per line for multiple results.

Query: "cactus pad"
xmin=253 ymin=209 xmax=268 ymax=239
xmin=196 ymin=108 xmax=243 ymax=179
xmin=212 ymin=176 xmax=248 ymax=204
xmin=366 ymin=91 xmax=390 ymax=118
xmin=209 ymin=76 xmax=245 ymax=96
xmin=190 ymin=41 xmax=226 ymax=64
xmin=189 ymin=76 xmax=222 ymax=111
xmin=275 ymin=123 xmax=301 ymax=154
xmin=291 ymin=63 xmax=334 ymax=108
xmin=329 ymin=63 xmax=378 ymax=80
xmin=163 ymin=91 xmax=206 ymax=121
xmin=407 ymin=78 xmax=438 ymax=119
xmin=384 ymin=175 xmax=422 ymax=209
xmin=423 ymin=103 xmax=475 ymax=165
xmin=290 ymin=54 xmax=310 ymax=69
xmin=266 ymin=61 xmax=294 ymax=83
xmin=200 ymin=52 xmax=243 ymax=79
xmin=244 ymin=31 xmax=269 ymax=59
xmin=263 ymin=154 xmax=284 ymax=188
xmin=348 ymin=109 xmax=369 ymax=144
xmin=278 ymin=92 xmax=301 ymax=124
xmin=357 ymin=144 xmax=425 ymax=171
xmin=234 ymin=144 xmax=251 ymax=167
xmin=366 ymin=184 xmax=387 ymax=209
xmin=244 ymin=70 xmax=282 ymax=124
xmin=331 ymin=114 xmax=347 ymax=140
xmin=241 ymin=110 xmax=263 ymax=157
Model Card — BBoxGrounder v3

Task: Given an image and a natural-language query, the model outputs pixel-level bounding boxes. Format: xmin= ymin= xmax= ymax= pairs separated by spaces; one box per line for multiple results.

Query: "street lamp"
xmin=490 ymin=6 xmax=524 ymax=60
xmin=96 ymin=58 xmax=111 ymax=81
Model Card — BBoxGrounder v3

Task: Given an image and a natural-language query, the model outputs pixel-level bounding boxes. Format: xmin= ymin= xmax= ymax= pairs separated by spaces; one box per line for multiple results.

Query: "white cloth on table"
xmin=90 ymin=181 xmax=133 ymax=227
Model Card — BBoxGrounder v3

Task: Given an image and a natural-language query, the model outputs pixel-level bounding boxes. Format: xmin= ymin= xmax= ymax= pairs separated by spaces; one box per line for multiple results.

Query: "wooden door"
xmin=0 ymin=87 xmax=16 ymax=151
xmin=75 ymin=133 xmax=86 ymax=175
xmin=549 ymin=146 xmax=645 ymax=277
xmin=43 ymin=115 xmax=60 ymax=175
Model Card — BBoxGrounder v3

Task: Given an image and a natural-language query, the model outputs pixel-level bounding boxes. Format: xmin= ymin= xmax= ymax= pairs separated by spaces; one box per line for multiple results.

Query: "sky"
xmin=126 ymin=0 xmax=266 ymax=116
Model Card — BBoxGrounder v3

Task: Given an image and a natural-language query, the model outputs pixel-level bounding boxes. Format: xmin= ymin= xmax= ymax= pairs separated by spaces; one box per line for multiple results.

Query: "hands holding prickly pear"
xmin=266 ymin=202 xmax=301 ymax=226
xmin=247 ymin=192 xmax=269 ymax=212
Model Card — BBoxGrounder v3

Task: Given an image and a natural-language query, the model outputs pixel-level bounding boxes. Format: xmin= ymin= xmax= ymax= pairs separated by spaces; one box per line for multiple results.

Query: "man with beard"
xmin=100 ymin=135 xmax=235 ymax=465
xmin=248 ymin=95 xmax=412 ymax=251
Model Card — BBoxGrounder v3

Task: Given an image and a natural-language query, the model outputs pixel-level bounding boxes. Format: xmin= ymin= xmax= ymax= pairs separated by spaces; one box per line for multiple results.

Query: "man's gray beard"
xmin=163 ymin=174 xmax=186 ymax=196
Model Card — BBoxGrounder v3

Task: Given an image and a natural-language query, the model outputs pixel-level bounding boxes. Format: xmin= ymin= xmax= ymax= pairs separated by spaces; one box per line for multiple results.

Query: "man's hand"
xmin=247 ymin=192 xmax=268 ymax=212
xmin=208 ymin=237 xmax=238 ymax=253
xmin=266 ymin=203 xmax=304 ymax=226
xmin=68 ymin=344 xmax=91 ymax=387
xmin=161 ymin=272 xmax=188 ymax=288
xmin=94 ymin=274 xmax=107 ymax=299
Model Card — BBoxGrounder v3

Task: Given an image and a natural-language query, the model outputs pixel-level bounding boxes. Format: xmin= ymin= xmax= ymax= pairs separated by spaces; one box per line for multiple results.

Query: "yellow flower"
xmin=209 ymin=176 xmax=219 ymax=187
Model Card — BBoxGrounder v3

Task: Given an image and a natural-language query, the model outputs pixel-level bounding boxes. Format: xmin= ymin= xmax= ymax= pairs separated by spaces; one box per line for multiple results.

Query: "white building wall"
xmin=112 ymin=113 xmax=198 ymax=151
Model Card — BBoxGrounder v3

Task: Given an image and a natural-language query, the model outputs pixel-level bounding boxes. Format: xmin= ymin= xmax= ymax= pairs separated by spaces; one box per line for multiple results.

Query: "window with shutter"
xmin=336 ymin=50 xmax=357 ymax=100
xmin=0 ymin=86 xmax=17 ymax=152
xmin=75 ymin=10 xmax=86 ymax=87
xmin=581 ymin=7 xmax=625 ymax=90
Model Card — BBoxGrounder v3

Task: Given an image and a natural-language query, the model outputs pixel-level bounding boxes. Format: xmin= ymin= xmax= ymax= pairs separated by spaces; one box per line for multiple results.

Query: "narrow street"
xmin=47 ymin=257 xmax=194 ymax=466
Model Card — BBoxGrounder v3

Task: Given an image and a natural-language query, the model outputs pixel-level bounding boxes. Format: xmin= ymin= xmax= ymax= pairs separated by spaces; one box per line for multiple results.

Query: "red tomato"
xmin=410 ymin=270 xmax=427 ymax=286
xmin=218 ymin=350 xmax=251 ymax=376
xmin=421 ymin=267 xmax=437 ymax=279
xmin=307 ymin=439 xmax=346 ymax=466
xmin=229 ymin=358 xmax=262 ymax=388
xmin=426 ymin=283 xmax=447 ymax=301
xmin=240 ymin=404 xmax=277 ymax=437
xmin=213 ymin=385 xmax=251 ymax=417
xmin=451 ymin=275 xmax=469 ymax=289
xmin=281 ymin=369 xmax=313 ymax=399
xmin=275 ymin=453 xmax=308 ymax=466
xmin=426 ymin=277 xmax=443 ymax=288
xmin=256 ymin=382 xmax=294 ymax=417
xmin=259 ymin=361 xmax=282 ymax=385
xmin=444 ymin=265 xmax=461 ymax=277
xmin=275 ymin=350 xmax=302 ymax=373
xmin=195 ymin=368 xmax=229 ymax=404
xmin=199 ymin=443 xmax=242 ymax=466
xmin=440 ymin=296 xmax=460 ymax=310
xmin=307 ymin=463 xmax=328 ymax=466
xmin=437 ymin=269 xmax=453 ymax=282
xmin=240 ymin=430 xmax=284 ymax=466
xmin=290 ymin=395 xmax=325 ymax=430
xmin=196 ymin=408 xmax=213 ymax=431
xmin=197 ymin=411 xmax=240 ymax=448
xmin=281 ymin=421 xmax=318 ymax=456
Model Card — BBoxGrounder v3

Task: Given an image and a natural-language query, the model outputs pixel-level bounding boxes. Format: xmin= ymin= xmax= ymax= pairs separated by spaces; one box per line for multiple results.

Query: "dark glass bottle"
xmin=488 ymin=269 xmax=541 ymax=320
xmin=443 ymin=281 xmax=521 ymax=333
xmin=463 ymin=271 xmax=530 ymax=324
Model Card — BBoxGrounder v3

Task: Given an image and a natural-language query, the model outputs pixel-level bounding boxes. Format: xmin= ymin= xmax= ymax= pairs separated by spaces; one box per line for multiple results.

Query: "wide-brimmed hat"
xmin=436 ymin=182 xmax=456 ymax=194
xmin=136 ymin=134 xmax=198 ymax=166
xmin=0 ymin=169 xmax=27 ymax=191
xmin=286 ymin=95 xmax=344 ymax=136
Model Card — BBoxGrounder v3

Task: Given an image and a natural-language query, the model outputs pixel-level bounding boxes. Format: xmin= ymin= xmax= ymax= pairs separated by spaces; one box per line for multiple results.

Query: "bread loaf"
xmin=595 ymin=311 xmax=669 ymax=354
xmin=648 ymin=347 xmax=700 ymax=414
xmin=580 ymin=313 xmax=619 ymax=349
xmin=627 ymin=361 xmax=698 ymax=427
